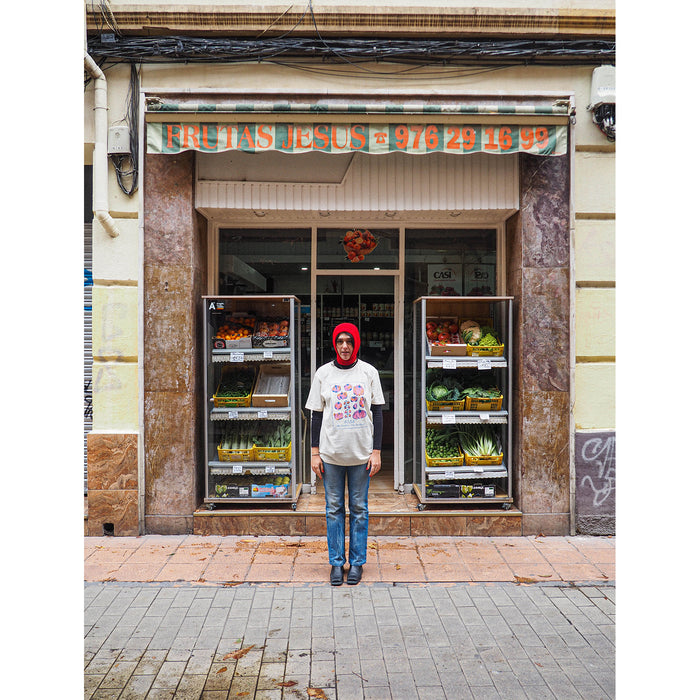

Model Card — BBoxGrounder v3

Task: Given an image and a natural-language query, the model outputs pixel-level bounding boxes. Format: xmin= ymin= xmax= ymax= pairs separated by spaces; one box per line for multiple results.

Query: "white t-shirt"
xmin=305 ymin=360 xmax=385 ymax=466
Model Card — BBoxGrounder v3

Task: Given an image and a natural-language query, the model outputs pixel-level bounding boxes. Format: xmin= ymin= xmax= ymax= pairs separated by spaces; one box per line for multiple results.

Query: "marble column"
xmin=143 ymin=152 xmax=207 ymax=534
xmin=507 ymin=154 xmax=571 ymax=535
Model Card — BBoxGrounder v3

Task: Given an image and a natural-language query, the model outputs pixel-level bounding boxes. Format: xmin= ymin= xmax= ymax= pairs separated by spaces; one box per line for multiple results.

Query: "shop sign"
xmin=427 ymin=264 xmax=462 ymax=295
xmin=147 ymin=122 xmax=567 ymax=156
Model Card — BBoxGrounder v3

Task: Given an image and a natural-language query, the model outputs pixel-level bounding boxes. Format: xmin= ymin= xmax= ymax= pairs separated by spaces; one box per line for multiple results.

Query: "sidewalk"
xmin=85 ymin=535 xmax=615 ymax=699
xmin=85 ymin=535 xmax=615 ymax=585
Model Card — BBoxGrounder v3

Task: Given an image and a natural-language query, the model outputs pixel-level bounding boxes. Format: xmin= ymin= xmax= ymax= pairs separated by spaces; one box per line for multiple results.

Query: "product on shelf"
xmin=213 ymin=367 xmax=258 ymax=407
xmin=453 ymin=425 xmax=503 ymax=465
xmin=252 ymin=317 xmax=290 ymax=347
xmin=425 ymin=427 xmax=463 ymax=467
xmin=459 ymin=319 xmax=504 ymax=356
xmin=217 ymin=423 xmax=257 ymax=461
xmin=425 ymin=370 xmax=468 ymax=411
xmin=251 ymin=422 xmax=292 ymax=461
xmin=213 ymin=316 xmax=256 ymax=348
xmin=426 ymin=481 xmax=496 ymax=499
xmin=425 ymin=318 xmax=467 ymax=356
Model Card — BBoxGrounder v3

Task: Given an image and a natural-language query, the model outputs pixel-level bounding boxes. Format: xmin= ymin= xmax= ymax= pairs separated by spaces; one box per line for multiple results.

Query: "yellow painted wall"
xmin=574 ymin=363 xmax=615 ymax=430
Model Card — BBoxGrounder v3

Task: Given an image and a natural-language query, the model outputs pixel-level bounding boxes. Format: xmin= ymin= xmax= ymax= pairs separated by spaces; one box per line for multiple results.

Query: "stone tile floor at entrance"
xmin=84 ymin=535 xmax=615 ymax=585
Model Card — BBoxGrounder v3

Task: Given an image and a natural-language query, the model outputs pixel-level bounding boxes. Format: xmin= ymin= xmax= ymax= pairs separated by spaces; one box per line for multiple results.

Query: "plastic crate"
xmin=462 ymin=452 xmax=503 ymax=466
xmin=426 ymin=398 xmax=465 ymax=412
xmin=463 ymin=395 xmax=503 ymax=411
xmin=216 ymin=445 xmax=255 ymax=462
xmin=425 ymin=450 xmax=464 ymax=468
xmin=465 ymin=343 xmax=505 ymax=357
xmin=213 ymin=368 xmax=257 ymax=408
xmin=254 ymin=442 xmax=292 ymax=462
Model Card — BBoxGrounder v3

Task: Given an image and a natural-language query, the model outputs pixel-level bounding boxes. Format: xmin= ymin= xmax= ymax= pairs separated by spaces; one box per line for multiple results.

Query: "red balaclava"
xmin=332 ymin=322 xmax=360 ymax=366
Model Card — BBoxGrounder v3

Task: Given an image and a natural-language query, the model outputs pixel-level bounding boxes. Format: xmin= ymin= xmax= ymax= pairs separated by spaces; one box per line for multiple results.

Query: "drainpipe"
xmin=84 ymin=52 xmax=120 ymax=238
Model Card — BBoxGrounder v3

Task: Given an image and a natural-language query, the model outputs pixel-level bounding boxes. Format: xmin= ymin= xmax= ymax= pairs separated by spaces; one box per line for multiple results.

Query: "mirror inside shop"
xmin=218 ymin=226 xmax=497 ymax=485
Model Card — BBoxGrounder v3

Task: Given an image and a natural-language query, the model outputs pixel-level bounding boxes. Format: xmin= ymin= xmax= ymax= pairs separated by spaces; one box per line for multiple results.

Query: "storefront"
xmin=85 ymin=2 xmax=615 ymax=539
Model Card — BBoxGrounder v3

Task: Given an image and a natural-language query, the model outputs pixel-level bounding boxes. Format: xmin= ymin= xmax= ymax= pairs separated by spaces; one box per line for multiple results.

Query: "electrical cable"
xmin=109 ymin=63 xmax=139 ymax=195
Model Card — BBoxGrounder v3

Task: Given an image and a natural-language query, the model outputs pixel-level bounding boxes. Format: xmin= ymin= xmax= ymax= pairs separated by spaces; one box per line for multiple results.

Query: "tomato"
xmin=448 ymin=323 xmax=458 ymax=334
xmin=426 ymin=322 xmax=437 ymax=331
xmin=438 ymin=332 xmax=450 ymax=342
xmin=426 ymin=330 xmax=438 ymax=341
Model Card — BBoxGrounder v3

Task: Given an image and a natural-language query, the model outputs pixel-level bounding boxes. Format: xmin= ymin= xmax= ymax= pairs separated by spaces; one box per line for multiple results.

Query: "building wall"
xmin=85 ymin=6 xmax=615 ymax=535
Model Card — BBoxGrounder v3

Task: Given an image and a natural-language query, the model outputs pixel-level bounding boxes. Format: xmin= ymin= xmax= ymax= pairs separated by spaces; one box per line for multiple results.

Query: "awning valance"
xmin=147 ymin=121 xmax=567 ymax=156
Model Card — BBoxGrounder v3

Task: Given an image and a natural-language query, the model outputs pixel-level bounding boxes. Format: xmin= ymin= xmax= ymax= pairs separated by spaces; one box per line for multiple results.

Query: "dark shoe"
xmin=330 ymin=566 xmax=344 ymax=586
xmin=346 ymin=565 xmax=362 ymax=585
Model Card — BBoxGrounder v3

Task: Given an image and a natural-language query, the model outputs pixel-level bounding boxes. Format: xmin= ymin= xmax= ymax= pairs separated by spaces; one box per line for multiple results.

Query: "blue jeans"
xmin=322 ymin=461 xmax=370 ymax=567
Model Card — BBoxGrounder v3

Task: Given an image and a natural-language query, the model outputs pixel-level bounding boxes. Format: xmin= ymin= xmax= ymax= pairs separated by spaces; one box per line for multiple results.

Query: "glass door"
xmin=311 ymin=272 xmax=402 ymax=493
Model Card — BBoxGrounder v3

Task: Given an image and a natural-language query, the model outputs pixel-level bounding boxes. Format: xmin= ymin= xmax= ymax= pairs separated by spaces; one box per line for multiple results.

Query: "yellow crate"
xmin=426 ymin=398 xmax=465 ymax=412
xmin=213 ymin=368 xmax=257 ymax=407
xmin=425 ymin=450 xmax=464 ymax=468
xmin=254 ymin=442 xmax=292 ymax=462
xmin=216 ymin=445 xmax=255 ymax=462
xmin=465 ymin=343 xmax=504 ymax=357
xmin=463 ymin=395 xmax=503 ymax=411
xmin=462 ymin=452 xmax=504 ymax=466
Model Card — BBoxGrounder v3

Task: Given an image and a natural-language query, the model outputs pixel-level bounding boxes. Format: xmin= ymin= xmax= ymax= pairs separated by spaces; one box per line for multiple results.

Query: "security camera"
xmin=588 ymin=65 xmax=615 ymax=141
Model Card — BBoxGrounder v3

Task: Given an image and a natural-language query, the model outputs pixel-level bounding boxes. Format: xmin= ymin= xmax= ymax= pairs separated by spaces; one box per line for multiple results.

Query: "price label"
xmin=265 ymin=465 xmax=276 ymax=474
xmin=441 ymin=413 xmax=456 ymax=424
xmin=263 ymin=350 xmax=273 ymax=359
xmin=477 ymin=358 xmax=492 ymax=370
xmin=230 ymin=352 xmax=244 ymax=363
xmin=445 ymin=470 xmax=456 ymax=479
xmin=442 ymin=358 xmax=457 ymax=370
xmin=479 ymin=413 xmax=490 ymax=421
xmin=258 ymin=410 xmax=268 ymax=419
xmin=227 ymin=410 xmax=239 ymax=419
xmin=474 ymin=467 xmax=484 ymax=473
xmin=232 ymin=465 xmax=243 ymax=474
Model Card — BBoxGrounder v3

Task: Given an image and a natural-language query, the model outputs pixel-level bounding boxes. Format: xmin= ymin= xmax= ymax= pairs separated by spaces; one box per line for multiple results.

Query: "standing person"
xmin=305 ymin=322 xmax=384 ymax=586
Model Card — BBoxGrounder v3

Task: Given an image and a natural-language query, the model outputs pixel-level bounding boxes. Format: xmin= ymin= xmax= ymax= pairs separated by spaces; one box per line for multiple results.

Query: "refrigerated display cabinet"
xmin=202 ymin=295 xmax=302 ymax=508
xmin=412 ymin=296 xmax=514 ymax=510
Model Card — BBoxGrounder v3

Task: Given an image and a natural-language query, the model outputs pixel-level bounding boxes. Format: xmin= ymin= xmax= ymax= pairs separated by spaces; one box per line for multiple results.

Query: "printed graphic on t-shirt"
xmin=331 ymin=383 xmax=367 ymax=427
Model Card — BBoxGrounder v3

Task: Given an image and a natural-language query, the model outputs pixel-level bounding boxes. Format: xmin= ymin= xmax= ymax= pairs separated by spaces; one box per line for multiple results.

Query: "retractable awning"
xmin=146 ymin=97 xmax=570 ymax=156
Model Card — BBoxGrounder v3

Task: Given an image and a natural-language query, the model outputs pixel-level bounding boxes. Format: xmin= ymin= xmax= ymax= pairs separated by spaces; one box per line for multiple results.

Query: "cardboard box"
xmin=460 ymin=483 xmax=496 ymax=498
xmin=251 ymin=483 xmax=289 ymax=498
xmin=425 ymin=317 xmax=467 ymax=356
xmin=252 ymin=364 xmax=290 ymax=407
xmin=425 ymin=483 xmax=461 ymax=498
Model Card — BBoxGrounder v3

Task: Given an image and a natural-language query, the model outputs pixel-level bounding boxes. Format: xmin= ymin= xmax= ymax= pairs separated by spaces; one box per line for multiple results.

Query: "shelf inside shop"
xmin=424 ymin=466 xmax=508 ymax=479
xmin=211 ymin=348 xmax=292 ymax=363
xmin=210 ymin=407 xmax=291 ymax=421
xmin=425 ymin=356 xmax=507 ymax=369
xmin=208 ymin=463 xmax=292 ymax=476
xmin=426 ymin=410 xmax=508 ymax=425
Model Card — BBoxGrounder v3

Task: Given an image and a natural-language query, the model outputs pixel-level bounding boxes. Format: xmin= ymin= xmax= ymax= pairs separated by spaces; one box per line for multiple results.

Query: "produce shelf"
xmin=211 ymin=348 xmax=292 ymax=363
xmin=424 ymin=465 xmax=508 ymax=479
xmin=426 ymin=356 xmax=507 ymax=369
xmin=426 ymin=410 xmax=508 ymax=425
xmin=208 ymin=463 xmax=292 ymax=476
xmin=210 ymin=407 xmax=291 ymax=421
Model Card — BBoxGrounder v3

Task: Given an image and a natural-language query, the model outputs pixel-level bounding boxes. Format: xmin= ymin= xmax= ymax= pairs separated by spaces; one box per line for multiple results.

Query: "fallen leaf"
xmin=197 ymin=578 xmax=207 ymax=583
xmin=395 ymin=564 xmax=401 ymax=570
xmin=277 ymin=680 xmax=298 ymax=687
xmin=535 ymin=662 xmax=543 ymax=668
xmin=223 ymin=645 xmax=255 ymax=660
xmin=514 ymin=576 xmax=538 ymax=584
xmin=307 ymin=689 xmax=328 ymax=699
xmin=223 ymin=581 xmax=243 ymax=587
xmin=217 ymin=667 xmax=228 ymax=674
xmin=235 ymin=693 xmax=249 ymax=697
xmin=198 ymin=557 xmax=207 ymax=561
xmin=368 ymin=542 xmax=377 ymax=549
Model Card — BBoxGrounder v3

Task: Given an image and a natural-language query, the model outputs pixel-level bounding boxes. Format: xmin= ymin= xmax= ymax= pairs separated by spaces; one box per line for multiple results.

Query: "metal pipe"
xmin=84 ymin=52 xmax=120 ymax=238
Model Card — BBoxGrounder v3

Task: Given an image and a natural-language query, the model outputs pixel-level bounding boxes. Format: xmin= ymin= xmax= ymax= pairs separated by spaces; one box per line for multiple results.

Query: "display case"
xmin=412 ymin=297 xmax=514 ymax=510
xmin=202 ymin=296 xmax=302 ymax=508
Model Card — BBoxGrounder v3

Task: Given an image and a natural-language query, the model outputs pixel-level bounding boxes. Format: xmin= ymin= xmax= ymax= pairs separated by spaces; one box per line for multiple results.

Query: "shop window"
xmin=317 ymin=227 xmax=399 ymax=270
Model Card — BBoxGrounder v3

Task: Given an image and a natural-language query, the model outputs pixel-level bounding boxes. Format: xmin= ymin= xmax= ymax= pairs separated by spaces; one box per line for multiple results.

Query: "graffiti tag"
xmin=579 ymin=435 xmax=616 ymax=508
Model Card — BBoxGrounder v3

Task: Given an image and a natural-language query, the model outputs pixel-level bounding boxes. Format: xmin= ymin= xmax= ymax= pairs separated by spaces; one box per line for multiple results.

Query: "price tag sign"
xmin=474 ymin=467 xmax=484 ymax=473
xmin=263 ymin=350 xmax=273 ymax=359
xmin=232 ymin=465 xmax=243 ymax=474
xmin=230 ymin=352 xmax=244 ymax=363
xmin=477 ymin=358 xmax=492 ymax=370
xmin=441 ymin=413 xmax=456 ymax=424
xmin=442 ymin=358 xmax=457 ymax=370
xmin=227 ymin=410 xmax=239 ymax=419
xmin=445 ymin=470 xmax=456 ymax=480
xmin=258 ymin=410 xmax=268 ymax=419
xmin=479 ymin=413 xmax=490 ymax=421
xmin=265 ymin=465 xmax=276 ymax=474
